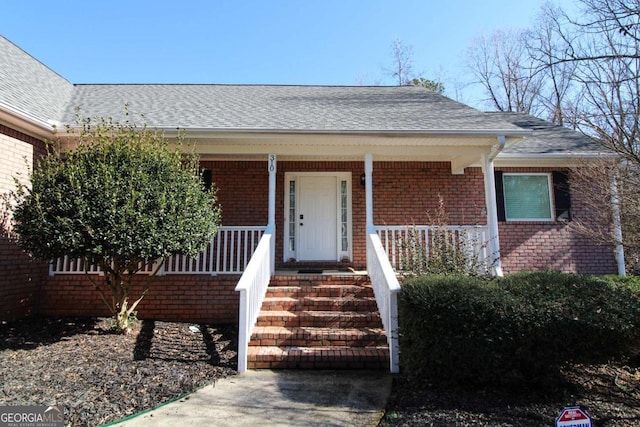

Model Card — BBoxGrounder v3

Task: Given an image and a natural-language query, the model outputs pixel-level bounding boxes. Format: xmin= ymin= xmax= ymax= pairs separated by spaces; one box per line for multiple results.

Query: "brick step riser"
xmin=246 ymin=349 xmax=389 ymax=370
xmin=247 ymin=360 xmax=388 ymax=370
xmin=249 ymin=337 xmax=387 ymax=347
xmin=256 ymin=318 xmax=381 ymax=328
xmin=269 ymin=277 xmax=371 ymax=287
xmin=247 ymin=360 xmax=389 ymax=371
xmin=261 ymin=300 xmax=378 ymax=312
xmin=265 ymin=288 xmax=374 ymax=299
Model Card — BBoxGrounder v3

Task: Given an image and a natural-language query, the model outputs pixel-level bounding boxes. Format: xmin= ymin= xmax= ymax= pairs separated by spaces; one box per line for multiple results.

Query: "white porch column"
xmin=611 ymin=170 xmax=626 ymax=276
xmin=482 ymin=152 xmax=503 ymax=277
xmin=268 ymin=154 xmax=276 ymax=273
xmin=365 ymin=153 xmax=374 ymax=228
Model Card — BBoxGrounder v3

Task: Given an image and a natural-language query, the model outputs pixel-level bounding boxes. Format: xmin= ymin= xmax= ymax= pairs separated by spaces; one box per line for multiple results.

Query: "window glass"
xmin=503 ymin=174 xmax=553 ymax=220
xmin=288 ymin=180 xmax=296 ymax=251
xmin=340 ymin=180 xmax=348 ymax=251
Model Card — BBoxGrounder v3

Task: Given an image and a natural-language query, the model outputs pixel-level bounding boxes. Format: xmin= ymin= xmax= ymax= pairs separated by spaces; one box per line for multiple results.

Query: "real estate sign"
xmin=555 ymin=406 xmax=592 ymax=427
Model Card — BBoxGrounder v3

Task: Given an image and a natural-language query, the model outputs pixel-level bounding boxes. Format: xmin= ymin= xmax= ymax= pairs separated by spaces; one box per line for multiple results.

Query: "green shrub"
xmin=399 ymin=271 xmax=640 ymax=386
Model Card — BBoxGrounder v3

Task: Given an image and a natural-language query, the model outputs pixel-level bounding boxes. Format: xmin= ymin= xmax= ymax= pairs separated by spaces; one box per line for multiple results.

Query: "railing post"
xmin=236 ymin=288 xmax=249 ymax=373
xmin=268 ymin=154 xmax=276 ymax=274
xmin=389 ymin=289 xmax=400 ymax=373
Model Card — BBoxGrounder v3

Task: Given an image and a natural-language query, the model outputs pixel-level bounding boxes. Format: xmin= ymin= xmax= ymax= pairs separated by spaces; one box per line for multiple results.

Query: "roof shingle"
xmin=0 ymin=36 xmax=74 ymax=124
xmin=493 ymin=112 xmax=605 ymax=156
xmin=62 ymin=84 xmax=525 ymax=133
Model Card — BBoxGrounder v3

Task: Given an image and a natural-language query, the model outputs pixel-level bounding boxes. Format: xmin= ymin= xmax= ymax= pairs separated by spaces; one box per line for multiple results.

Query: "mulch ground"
xmin=0 ymin=316 xmax=237 ymax=426
xmin=2 ymin=316 xmax=640 ymax=426
xmin=380 ymin=358 xmax=640 ymax=426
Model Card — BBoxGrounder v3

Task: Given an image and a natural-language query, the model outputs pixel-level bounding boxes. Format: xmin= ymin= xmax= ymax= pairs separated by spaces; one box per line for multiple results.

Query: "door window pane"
xmin=340 ymin=180 xmax=348 ymax=251
xmin=288 ymin=180 xmax=296 ymax=251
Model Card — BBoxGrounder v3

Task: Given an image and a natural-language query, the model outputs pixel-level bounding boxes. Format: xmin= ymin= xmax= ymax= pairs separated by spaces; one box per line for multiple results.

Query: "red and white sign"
xmin=556 ymin=407 xmax=592 ymax=427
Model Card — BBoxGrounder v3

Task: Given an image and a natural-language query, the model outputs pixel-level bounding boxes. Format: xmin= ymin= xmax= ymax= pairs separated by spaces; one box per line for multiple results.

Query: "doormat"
xmin=297 ymin=269 xmax=324 ymax=274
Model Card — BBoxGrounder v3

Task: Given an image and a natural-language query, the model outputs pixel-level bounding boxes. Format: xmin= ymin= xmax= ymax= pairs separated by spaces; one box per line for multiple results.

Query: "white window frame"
xmin=503 ymin=173 xmax=554 ymax=222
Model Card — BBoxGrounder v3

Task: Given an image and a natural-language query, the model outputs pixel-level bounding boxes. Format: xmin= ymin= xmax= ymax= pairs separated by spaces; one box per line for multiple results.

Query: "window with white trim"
xmin=502 ymin=173 xmax=553 ymax=221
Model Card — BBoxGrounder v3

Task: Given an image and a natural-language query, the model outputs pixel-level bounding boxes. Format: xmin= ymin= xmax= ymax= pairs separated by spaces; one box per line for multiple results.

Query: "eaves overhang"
xmin=493 ymin=151 xmax=619 ymax=167
xmin=0 ymin=101 xmax=58 ymax=140
xmin=156 ymin=126 xmax=532 ymax=138
xmin=56 ymin=125 xmax=531 ymax=168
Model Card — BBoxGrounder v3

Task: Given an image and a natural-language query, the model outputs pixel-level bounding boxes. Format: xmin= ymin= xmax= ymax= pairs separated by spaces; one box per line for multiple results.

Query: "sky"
xmin=2 ymin=0 xmax=558 ymax=109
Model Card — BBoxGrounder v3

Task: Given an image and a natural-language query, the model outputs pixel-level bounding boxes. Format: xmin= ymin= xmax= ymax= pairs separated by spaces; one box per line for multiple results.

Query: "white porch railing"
xmin=367 ymin=225 xmax=401 ymax=373
xmin=235 ymin=224 xmax=274 ymax=373
xmin=374 ymin=225 xmax=490 ymax=274
xmin=49 ymin=226 xmax=266 ymax=276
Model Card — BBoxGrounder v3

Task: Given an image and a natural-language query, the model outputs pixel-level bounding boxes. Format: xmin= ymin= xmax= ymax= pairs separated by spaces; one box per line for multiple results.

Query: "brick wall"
xmin=42 ymin=275 xmax=240 ymax=324
xmin=22 ymin=159 xmax=618 ymax=324
xmin=201 ymin=160 xmax=269 ymax=226
xmin=498 ymin=222 xmax=615 ymax=274
xmin=497 ymin=167 xmax=617 ymax=275
xmin=200 ymin=160 xmax=616 ymax=274
xmin=0 ymin=124 xmax=48 ymax=322
xmin=371 ymin=162 xmax=486 ymax=225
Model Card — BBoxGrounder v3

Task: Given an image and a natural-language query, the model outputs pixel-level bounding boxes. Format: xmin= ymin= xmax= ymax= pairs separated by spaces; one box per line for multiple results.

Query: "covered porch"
xmin=49 ymin=130 xmax=525 ymax=373
xmin=180 ymin=130 xmax=526 ymax=373
xmin=188 ymin=128 xmax=526 ymax=274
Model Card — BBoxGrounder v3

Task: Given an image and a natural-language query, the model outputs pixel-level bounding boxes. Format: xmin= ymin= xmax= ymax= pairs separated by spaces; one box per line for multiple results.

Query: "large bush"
xmin=399 ymin=271 xmax=640 ymax=386
xmin=11 ymin=115 xmax=221 ymax=332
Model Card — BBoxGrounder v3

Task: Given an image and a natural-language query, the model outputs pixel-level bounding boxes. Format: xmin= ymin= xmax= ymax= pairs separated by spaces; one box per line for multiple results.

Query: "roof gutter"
xmin=0 ymin=101 xmax=57 ymax=138
xmin=158 ymin=127 xmax=532 ymax=137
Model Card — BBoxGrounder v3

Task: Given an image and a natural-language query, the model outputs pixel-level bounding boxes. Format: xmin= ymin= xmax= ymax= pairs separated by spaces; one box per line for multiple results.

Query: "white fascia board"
xmin=493 ymin=152 xmax=618 ymax=167
xmin=0 ymin=102 xmax=56 ymax=138
xmin=159 ymin=127 xmax=532 ymax=138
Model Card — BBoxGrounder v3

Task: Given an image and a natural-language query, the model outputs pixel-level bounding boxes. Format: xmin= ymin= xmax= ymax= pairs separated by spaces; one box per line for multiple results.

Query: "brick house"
xmin=0 ymin=36 xmax=620 ymax=371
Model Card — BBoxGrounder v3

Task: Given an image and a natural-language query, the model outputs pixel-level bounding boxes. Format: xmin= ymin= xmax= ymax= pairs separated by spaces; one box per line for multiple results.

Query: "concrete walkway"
xmin=109 ymin=370 xmax=392 ymax=427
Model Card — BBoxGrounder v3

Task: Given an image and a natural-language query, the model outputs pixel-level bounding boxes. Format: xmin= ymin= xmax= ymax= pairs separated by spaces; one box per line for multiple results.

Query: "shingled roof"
xmin=0 ymin=36 xmax=73 ymax=126
xmin=0 ymin=33 xmax=604 ymax=160
xmin=0 ymin=36 xmax=526 ymax=136
xmin=62 ymin=84 xmax=526 ymax=134
xmin=493 ymin=112 xmax=607 ymax=156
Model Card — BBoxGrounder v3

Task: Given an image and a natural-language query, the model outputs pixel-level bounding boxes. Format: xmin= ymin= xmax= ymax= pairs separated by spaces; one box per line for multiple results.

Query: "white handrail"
xmin=374 ymin=224 xmax=490 ymax=274
xmin=234 ymin=224 xmax=273 ymax=373
xmin=49 ymin=226 xmax=266 ymax=276
xmin=367 ymin=224 xmax=401 ymax=373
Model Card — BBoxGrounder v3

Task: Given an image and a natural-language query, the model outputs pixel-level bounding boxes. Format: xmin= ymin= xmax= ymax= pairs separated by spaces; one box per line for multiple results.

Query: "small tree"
xmin=10 ymin=114 xmax=221 ymax=332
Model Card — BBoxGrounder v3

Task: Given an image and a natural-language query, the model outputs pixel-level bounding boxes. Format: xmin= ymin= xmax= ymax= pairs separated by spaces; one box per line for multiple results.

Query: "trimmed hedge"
xmin=398 ymin=271 xmax=640 ymax=386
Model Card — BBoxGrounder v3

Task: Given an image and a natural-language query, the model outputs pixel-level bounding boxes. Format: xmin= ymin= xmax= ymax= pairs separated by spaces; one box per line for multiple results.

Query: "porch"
xmin=49 ymin=222 xmax=491 ymax=374
xmin=49 ymin=132 xmax=515 ymax=374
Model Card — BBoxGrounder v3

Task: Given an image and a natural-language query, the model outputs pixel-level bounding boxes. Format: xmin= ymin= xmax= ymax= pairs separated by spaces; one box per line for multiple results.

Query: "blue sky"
xmin=3 ymin=0 xmax=553 ymax=108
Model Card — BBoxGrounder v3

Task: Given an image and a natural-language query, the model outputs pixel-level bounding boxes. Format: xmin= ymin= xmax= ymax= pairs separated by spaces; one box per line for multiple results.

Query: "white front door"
xmin=299 ymin=176 xmax=337 ymax=260
xmin=284 ymin=172 xmax=352 ymax=262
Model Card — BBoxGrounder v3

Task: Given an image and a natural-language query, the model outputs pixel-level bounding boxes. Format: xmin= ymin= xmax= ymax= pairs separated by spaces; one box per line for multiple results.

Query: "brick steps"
xmin=247 ymin=346 xmax=389 ymax=370
xmin=249 ymin=326 xmax=387 ymax=347
xmin=256 ymin=310 xmax=382 ymax=328
xmin=247 ymin=274 xmax=389 ymax=370
xmin=262 ymin=296 xmax=378 ymax=311
xmin=264 ymin=285 xmax=373 ymax=298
